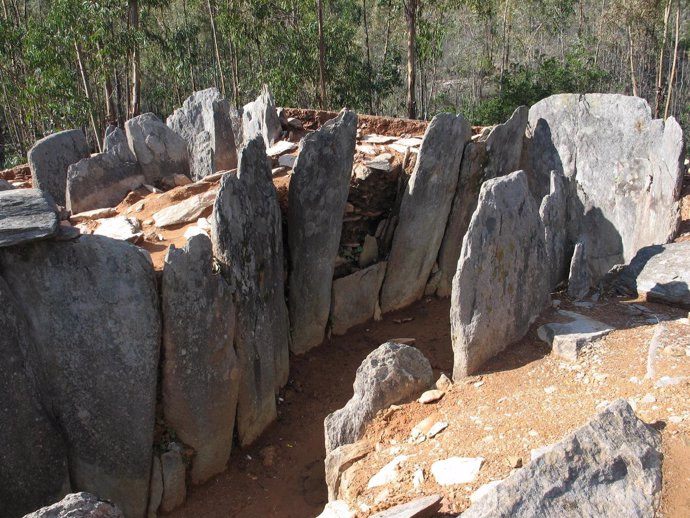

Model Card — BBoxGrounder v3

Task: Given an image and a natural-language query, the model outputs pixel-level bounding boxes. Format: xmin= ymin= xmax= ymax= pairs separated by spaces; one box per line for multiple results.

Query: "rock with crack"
xmin=239 ymin=84 xmax=282 ymax=148
xmin=0 ymin=277 xmax=71 ymax=518
xmin=538 ymin=310 xmax=615 ymax=361
xmin=0 ymin=188 xmax=59 ymax=247
xmin=324 ymin=342 xmax=433 ymax=453
xmin=160 ymin=449 xmax=186 ymax=513
xmin=212 ymin=136 xmax=289 ymax=446
xmin=330 ymin=262 xmax=387 ymax=336
xmin=380 ymin=113 xmax=471 ymax=313
xmin=152 ymin=190 xmax=216 ymax=228
xmin=288 ymin=109 xmax=357 ymax=353
xmin=125 ymin=113 xmax=190 ymax=185
xmin=23 ymin=492 xmax=125 ymax=518
xmin=451 ymin=170 xmax=550 ymax=378
xmin=167 ymin=87 xmax=237 ymax=180
xmin=370 ymin=494 xmax=442 ymax=518
xmin=103 ymin=126 xmax=134 ymax=162
xmin=28 ymin=129 xmax=90 ymax=206
xmin=161 ymin=234 xmax=239 ymax=485
xmin=0 ymin=236 xmax=160 ymax=518
xmin=461 ymin=399 xmax=662 ymax=518
xmin=325 ymin=441 xmax=369 ymax=501
xmin=524 ymin=94 xmax=684 ymax=294
xmin=436 ymin=106 xmax=528 ymax=297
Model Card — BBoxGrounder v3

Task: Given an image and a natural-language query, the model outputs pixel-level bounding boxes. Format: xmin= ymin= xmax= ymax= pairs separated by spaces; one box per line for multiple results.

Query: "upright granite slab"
xmin=330 ymin=262 xmax=387 ymax=336
xmin=380 ymin=113 xmax=471 ymax=313
xmin=288 ymin=109 xmax=357 ymax=353
xmin=461 ymin=400 xmax=662 ymax=518
xmin=167 ymin=87 xmax=237 ymax=180
xmin=103 ymin=126 xmax=136 ymax=162
xmin=212 ymin=137 xmax=289 ymax=446
xmin=436 ymin=106 xmax=527 ymax=297
xmin=0 ymin=189 xmax=59 ymax=247
xmin=28 ymin=129 xmax=90 ymax=206
xmin=0 ymin=236 xmax=160 ymax=518
xmin=162 ymin=234 xmax=240 ymax=484
xmin=125 ymin=113 xmax=190 ymax=185
xmin=0 ymin=277 xmax=71 ymax=518
xmin=451 ymin=171 xmax=549 ymax=378
xmin=524 ymin=94 xmax=684 ymax=292
xmin=240 ymin=84 xmax=282 ymax=148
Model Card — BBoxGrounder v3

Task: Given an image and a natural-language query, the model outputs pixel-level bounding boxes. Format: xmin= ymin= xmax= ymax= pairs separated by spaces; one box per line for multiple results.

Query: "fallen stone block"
xmin=0 ymin=188 xmax=59 ymax=247
xmin=152 ymin=190 xmax=216 ymax=228
xmin=538 ymin=310 xmax=615 ymax=361
xmin=370 ymin=494 xmax=442 ymax=518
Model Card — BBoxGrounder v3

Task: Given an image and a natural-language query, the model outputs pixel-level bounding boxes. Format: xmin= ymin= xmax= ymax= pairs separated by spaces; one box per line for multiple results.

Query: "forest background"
xmin=0 ymin=0 xmax=688 ymax=167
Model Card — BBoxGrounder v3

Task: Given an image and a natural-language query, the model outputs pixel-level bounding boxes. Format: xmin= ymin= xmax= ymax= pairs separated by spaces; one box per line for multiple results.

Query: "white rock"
xmin=94 ymin=216 xmax=142 ymax=242
xmin=266 ymin=140 xmax=298 ymax=157
xmin=196 ymin=217 xmax=211 ymax=230
xmin=367 ymin=455 xmax=408 ymax=489
xmin=430 ymin=457 xmax=484 ymax=486
xmin=396 ymin=137 xmax=423 ymax=147
xmin=357 ymin=144 xmax=377 ymax=155
xmin=427 ymin=421 xmax=448 ymax=438
xmin=365 ymin=154 xmax=392 ymax=172
xmin=152 ymin=190 xmax=216 ymax=228
xmin=278 ymin=154 xmax=296 ymax=168
xmin=361 ymin=134 xmax=397 ymax=144
xmin=183 ymin=226 xmax=206 ymax=239
xmin=640 ymin=393 xmax=657 ymax=404
xmin=655 ymin=376 xmax=687 ymax=388
xmin=412 ymin=468 xmax=425 ymax=488
xmin=470 ymin=480 xmax=503 ymax=504
xmin=530 ymin=444 xmax=554 ymax=461
xmin=316 ymin=500 xmax=356 ymax=518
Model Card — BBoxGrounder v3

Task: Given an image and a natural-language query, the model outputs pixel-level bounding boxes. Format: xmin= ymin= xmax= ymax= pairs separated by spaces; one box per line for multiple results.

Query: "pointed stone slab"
xmin=212 ymin=136 xmax=289 ymax=446
xmin=240 ymin=84 xmax=282 ymax=148
xmin=0 ymin=188 xmax=59 ymax=247
xmin=538 ymin=310 xmax=615 ymax=361
xmin=162 ymin=234 xmax=239 ymax=484
xmin=330 ymin=262 xmax=387 ymax=336
xmin=0 ymin=236 xmax=160 ymax=518
xmin=288 ymin=109 xmax=357 ymax=353
xmin=380 ymin=113 xmax=471 ymax=313
xmin=451 ymin=171 xmax=550 ymax=378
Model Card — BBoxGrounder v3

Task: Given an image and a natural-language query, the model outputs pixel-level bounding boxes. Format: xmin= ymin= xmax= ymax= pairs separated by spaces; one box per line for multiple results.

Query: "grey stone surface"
xmin=152 ymin=190 xmax=216 ymax=228
xmin=371 ymin=495 xmax=442 ymax=518
xmin=539 ymin=171 xmax=569 ymax=289
xmin=0 ymin=178 xmax=14 ymax=190
xmin=167 ymin=87 xmax=237 ymax=180
xmin=28 ymin=129 xmax=90 ymax=206
xmin=618 ymin=241 xmax=690 ymax=309
xmin=23 ymin=492 xmax=125 ymax=518
xmin=0 ymin=277 xmax=70 ymax=518
xmin=147 ymin=457 xmax=163 ymax=518
xmin=525 ymin=94 xmax=684 ymax=293
xmin=459 ymin=400 xmax=662 ymax=518
xmin=160 ymin=451 xmax=186 ymax=514
xmin=324 ymin=441 xmax=369 ymax=502
xmin=66 ymin=152 xmax=144 ymax=214
xmin=330 ymin=262 xmax=387 ymax=336
xmin=436 ymin=106 xmax=527 ymax=297
xmin=240 ymin=84 xmax=282 ymax=148
xmin=212 ymin=136 xmax=289 ymax=446
xmin=125 ymin=113 xmax=190 ymax=185
xmin=0 ymin=236 xmax=160 ymax=518
xmin=324 ymin=342 xmax=433 ymax=454
xmin=0 ymin=188 xmax=59 ymax=247
xmin=567 ymin=241 xmax=591 ymax=300
xmin=162 ymin=234 xmax=240 ymax=484
xmin=359 ymin=234 xmax=379 ymax=268
xmin=450 ymin=171 xmax=549 ymax=379
xmin=537 ymin=310 xmax=615 ymax=361
xmin=288 ymin=109 xmax=357 ymax=353
xmin=103 ymin=127 xmax=136 ymax=162
xmin=380 ymin=113 xmax=471 ymax=313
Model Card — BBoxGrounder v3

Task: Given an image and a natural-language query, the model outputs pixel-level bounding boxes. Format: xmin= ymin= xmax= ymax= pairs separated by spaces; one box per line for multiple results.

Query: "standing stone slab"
xmin=539 ymin=171 xmax=569 ymax=289
xmin=159 ymin=451 xmax=186 ymax=514
xmin=436 ymin=106 xmax=528 ymax=297
xmin=212 ymin=137 xmax=289 ymax=447
xmin=380 ymin=113 xmax=471 ymax=313
xmin=162 ymin=234 xmax=240 ymax=485
xmin=103 ymin=126 xmax=136 ymax=162
xmin=0 ymin=277 xmax=70 ymax=518
xmin=0 ymin=236 xmax=160 ymax=518
xmin=167 ymin=87 xmax=238 ymax=180
xmin=0 ymin=188 xmax=59 ymax=247
xmin=324 ymin=342 xmax=433 ymax=454
xmin=461 ymin=400 xmax=662 ymax=518
xmin=240 ymin=84 xmax=282 ymax=148
xmin=66 ymin=152 xmax=144 ymax=214
xmin=288 ymin=109 xmax=357 ymax=353
xmin=125 ymin=113 xmax=190 ymax=185
xmin=330 ymin=262 xmax=387 ymax=336
xmin=28 ymin=129 xmax=90 ymax=206
xmin=451 ymin=171 xmax=549 ymax=379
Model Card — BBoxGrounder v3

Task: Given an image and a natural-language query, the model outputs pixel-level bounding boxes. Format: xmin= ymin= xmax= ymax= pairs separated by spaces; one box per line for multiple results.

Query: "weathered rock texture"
xmin=125 ymin=113 xmax=190 ymax=184
xmin=167 ymin=87 xmax=237 ymax=180
xmin=0 ymin=277 xmax=70 ymax=518
xmin=160 ymin=450 xmax=186 ymax=513
xmin=436 ymin=106 xmax=527 ymax=297
xmin=324 ymin=342 xmax=433 ymax=454
xmin=288 ymin=109 xmax=357 ymax=353
xmin=451 ymin=171 xmax=549 ymax=379
xmin=103 ymin=126 xmax=135 ymax=162
xmin=371 ymin=495 xmax=442 ymax=518
xmin=28 ymin=129 xmax=90 ymax=206
xmin=0 ymin=236 xmax=160 ymax=518
xmin=0 ymin=188 xmax=59 ymax=247
xmin=240 ymin=84 xmax=282 ymax=148
xmin=330 ymin=262 xmax=387 ymax=336
xmin=162 ymin=234 xmax=239 ymax=484
xmin=524 ymin=94 xmax=684 ymax=293
xmin=461 ymin=400 xmax=662 ymax=518
xmin=23 ymin=492 xmax=125 ymax=518
xmin=66 ymin=152 xmax=144 ymax=214
xmin=325 ymin=441 xmax=369 ymax=502
xmin=537 ymin=310 xmax=615 ymax=361
xmin=380 ymin=113 xmax=471 ymax=313
xmin=212 ymin=137 xmax=289 ymax=446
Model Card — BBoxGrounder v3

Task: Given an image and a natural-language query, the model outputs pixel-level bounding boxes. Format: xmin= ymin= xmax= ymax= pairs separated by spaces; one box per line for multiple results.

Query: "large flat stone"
xmin=370 ymin=495 xmax=442 ymax=518
xmin=152 ymin=190 xmax=216 ymax=228
xmin=538 ymin=310 xmax=615 ymax=361
xmin=330 ymin=262 xmax=387 ymax=336
xmin=0 ymin=188 xmax=59 ymax=247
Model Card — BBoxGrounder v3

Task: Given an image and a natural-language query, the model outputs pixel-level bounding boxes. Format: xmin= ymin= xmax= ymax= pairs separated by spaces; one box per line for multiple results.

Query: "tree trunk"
xmin=74 ymin=38 xmax=102 ymax=152
xmin=208 ymin=0 xmax=226 ymax=97
xmin=628 ymin=25 xmax=638 ymax=97
xmin=362 ymin=0 xmax=374 ymax=114
xmin=405 ymin=0 xmax=417 ymax=119
xmin=317 ymin=0 xmax=327 ymax=109
xmin=129 ymin=0 xmax=140 ymax=119
xmin=665 ymin=0 xmax=680 ymax=119
xmin=655 ymin=0 xmax=672 ymax=118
